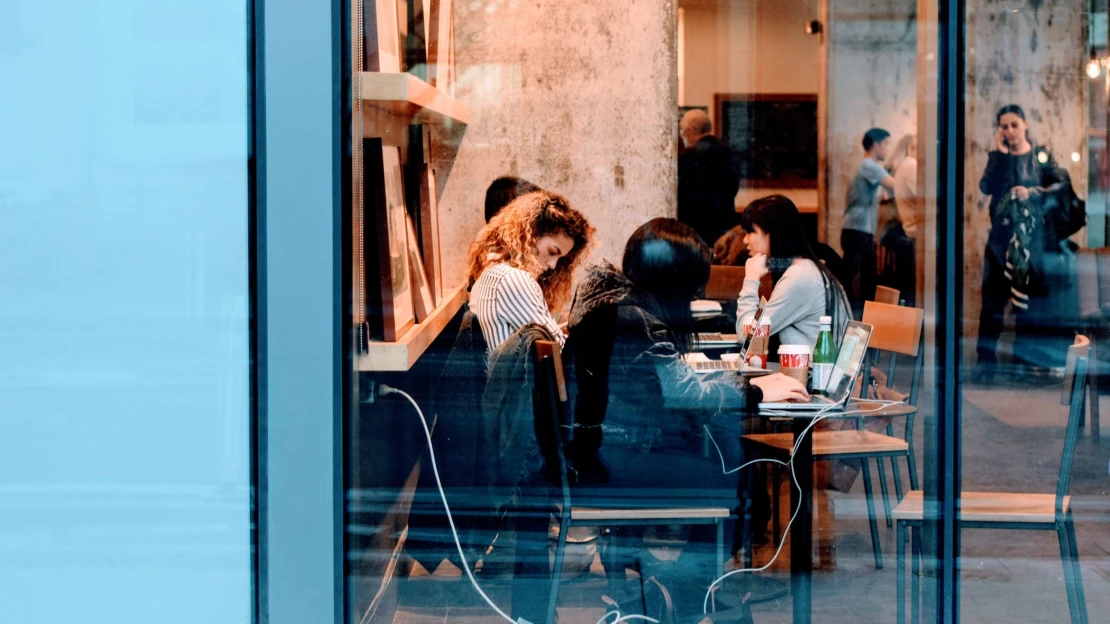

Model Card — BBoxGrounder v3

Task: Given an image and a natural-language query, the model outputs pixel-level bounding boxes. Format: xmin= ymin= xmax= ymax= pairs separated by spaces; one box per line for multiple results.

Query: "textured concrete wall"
xmin=964 ymin=0 xmax=1087 ymax=330
xmin=826 ymin=0 xmax=917 ymax=253
xmin=432 ymin=0 xmax=679 ymax=290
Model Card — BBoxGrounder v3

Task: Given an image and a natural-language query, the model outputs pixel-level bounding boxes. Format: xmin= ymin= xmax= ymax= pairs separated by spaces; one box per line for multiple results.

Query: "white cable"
xmin=607 ymin=616 xmax=661 ymax=624
xmin=701 ymin=399 xmax=906 ymax=613
xmin=378 ymin=385 xmax=518 ymax=624
xmin=596 ymin=612 xmax=620 ymax=624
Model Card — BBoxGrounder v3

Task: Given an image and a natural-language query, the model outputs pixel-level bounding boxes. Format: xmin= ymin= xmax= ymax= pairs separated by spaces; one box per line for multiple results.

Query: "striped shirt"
xmin=470 ymin=263 xmax=565 ymax=352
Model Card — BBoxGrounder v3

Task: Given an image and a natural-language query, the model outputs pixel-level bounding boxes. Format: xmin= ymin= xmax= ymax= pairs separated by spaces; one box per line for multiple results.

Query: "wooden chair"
xmin=742 ymin=303 xmax=924 ymax=569
xmin=893 ymin=335 xmax=1091 ymax=624
xmin=860 ymin=301 xmax=926 ymax=527
xmin=533 ymin=341 xmax=730 ymax=623
xmin=875 ymin=285 xmax=901 ymax=305
xmin=705 ymin=265 xmax=772 ymax=301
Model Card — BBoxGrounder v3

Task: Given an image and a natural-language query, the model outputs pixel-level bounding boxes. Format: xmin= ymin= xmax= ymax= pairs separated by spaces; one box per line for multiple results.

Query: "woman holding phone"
xmin=975 ymin=104 xmax=1072 ymax=377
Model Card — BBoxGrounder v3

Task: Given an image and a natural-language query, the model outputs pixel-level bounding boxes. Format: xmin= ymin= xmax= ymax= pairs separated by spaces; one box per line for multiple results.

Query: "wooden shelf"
xmin=358 ymin=72 xmax=469 ymax=132
xmin=356 ymin=284 xmax=468 ymax=372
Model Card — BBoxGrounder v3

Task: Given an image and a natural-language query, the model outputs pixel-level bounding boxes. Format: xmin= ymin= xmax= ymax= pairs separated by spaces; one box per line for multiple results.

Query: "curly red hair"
xmin=467 ymin=190 xmax=594 ymax=311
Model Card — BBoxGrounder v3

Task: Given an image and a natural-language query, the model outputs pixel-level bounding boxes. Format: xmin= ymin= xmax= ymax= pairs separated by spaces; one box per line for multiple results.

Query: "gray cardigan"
xmin=735 ymin=259 xmax=848 ymax=349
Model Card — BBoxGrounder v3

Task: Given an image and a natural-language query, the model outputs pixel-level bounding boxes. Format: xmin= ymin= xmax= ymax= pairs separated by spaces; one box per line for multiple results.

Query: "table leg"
xmin=790 ymin=418 xmax=813 ymax=624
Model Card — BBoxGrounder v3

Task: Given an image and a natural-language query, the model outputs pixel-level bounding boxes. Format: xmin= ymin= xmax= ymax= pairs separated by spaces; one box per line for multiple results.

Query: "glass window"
xmin=349 ymin=1 xmax=1108 ymax=623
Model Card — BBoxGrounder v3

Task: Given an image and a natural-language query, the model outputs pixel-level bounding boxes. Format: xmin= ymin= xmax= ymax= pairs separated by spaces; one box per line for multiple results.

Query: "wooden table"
xmin=751 ymin=399 xmax=917 ymax=624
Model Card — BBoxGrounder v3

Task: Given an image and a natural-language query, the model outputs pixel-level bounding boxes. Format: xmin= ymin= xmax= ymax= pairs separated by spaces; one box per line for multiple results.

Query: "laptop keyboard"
xmin=693 ymin=360 xmax=738 ymax=371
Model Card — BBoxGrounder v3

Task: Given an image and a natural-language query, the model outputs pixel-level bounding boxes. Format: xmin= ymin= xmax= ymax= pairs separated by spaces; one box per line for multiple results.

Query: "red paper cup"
xmin=779 ymin=345 xmax=811 ymax=386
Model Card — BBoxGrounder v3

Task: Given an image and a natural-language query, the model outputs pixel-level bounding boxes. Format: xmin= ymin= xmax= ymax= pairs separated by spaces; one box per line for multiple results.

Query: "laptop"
xmin=687 ymin=304 xmax=767 ymax=374
xmin=757 ymin=320 xmax=873 ymax=411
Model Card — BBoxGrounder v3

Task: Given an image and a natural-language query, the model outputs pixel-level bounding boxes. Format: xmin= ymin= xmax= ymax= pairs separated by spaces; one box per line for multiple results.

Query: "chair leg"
xmin=860 ymin=458 xmax=883 ymax=569
xmin=716 ymin=519 xmax=726 ymax=577
xmin=876 ymin=457 xmax=893 ymax=528
xmin=911 ymin=526 xmax=921 ymax=624
xmin=1066 ymin=514 xmax=1089 ymax=624
xmin=546 ymin=516 xmax=569 ymax=624
xmin=772 ymin=464 xmax=781 ymax=545
xmin=1089 ymin=372 xmax=1101 ymax=442
xmin=897 ymin=521 xmax=906 ymax=624
xmin=1057 ymin=523 xmax=1080 ymax=624
xmin=907 ymin=446 xmax=920 ymax=490
xmin=887 ymin=424 xmax=904 ymax=500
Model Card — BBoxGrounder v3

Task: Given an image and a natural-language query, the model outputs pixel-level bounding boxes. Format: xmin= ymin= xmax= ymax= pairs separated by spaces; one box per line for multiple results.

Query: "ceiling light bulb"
xmin=1072 ymin=152 xmax=1082 ymax=163
xmin=1087 ymin=59 xmax=1102 ymax=79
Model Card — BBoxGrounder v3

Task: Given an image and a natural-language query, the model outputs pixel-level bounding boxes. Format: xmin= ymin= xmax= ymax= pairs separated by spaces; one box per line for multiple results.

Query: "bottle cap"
xmin=819 ymin=315 xmax=832 ymax=324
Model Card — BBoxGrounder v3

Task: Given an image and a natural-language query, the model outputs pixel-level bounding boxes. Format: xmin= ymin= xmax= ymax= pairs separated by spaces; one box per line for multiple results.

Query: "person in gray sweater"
xmin=735 ymin=195 xmax=852 ymax=349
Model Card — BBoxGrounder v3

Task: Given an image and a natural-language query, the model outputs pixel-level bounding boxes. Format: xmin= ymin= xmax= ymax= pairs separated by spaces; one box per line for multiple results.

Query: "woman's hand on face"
xmin=751 ymin=373 xmax=810 ymax=403
xmin=745 ymin=253 xmax=769 ymax=281
xmin=1010 ymin=186 xmax=1031 ymax=202
xmin=995 ymin=129 xmax=1009 ymax=154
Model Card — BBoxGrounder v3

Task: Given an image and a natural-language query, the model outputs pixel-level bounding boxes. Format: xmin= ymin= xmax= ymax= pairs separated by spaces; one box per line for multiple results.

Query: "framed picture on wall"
xmin=365 ymin=141 xmax=416 ymax=341
xmin=364 ymin=0 xmax=401 ymax=72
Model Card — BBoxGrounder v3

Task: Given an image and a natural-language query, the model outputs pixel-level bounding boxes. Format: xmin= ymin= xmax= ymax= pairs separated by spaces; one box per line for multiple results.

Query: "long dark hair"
xmin=996 ymin=104 xmax=1032 ymax=143
xmin=740 ymin=195 xmax=851 ymax=334
xmin=622 ymin=218 xmax=711 ymax=353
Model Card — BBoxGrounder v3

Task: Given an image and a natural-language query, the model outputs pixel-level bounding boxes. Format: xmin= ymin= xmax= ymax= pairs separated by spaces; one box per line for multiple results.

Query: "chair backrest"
xmin=705 ymin=265 xmax=771 ymax=300
xmin=1056 ymin=335 xmax=1090 ymax=512
xmin=861 ymin=301 xmax=925 ymax=407
xmin=705 ymin=265 xmax=746 ymax=300
xmin=862 ymin=301 xmax=924 ymax=357
xmin=533 ymin=340 xmax=574 ymax=496
xmin=874 ymin=285 xmax=901 ymax=305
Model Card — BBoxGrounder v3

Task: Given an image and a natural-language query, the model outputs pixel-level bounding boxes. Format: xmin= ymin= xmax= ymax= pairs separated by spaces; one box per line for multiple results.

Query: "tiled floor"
xmin=370 ymin=380 xmax=1110 ymax=623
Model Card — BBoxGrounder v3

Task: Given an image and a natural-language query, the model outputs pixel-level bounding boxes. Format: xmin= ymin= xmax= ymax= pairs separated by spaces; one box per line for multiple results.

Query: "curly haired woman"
xmin=467 ymin=190 xmax=594 ymax=351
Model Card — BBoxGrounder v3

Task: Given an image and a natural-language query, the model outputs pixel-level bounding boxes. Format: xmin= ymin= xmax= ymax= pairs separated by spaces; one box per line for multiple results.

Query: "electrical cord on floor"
xmin=701 ymin=399 xmax=906 ymax=614
xmin=382 ymin=380 xmax=902 ymax=620
xmin=378 ymin=384 xmax=523 ymax=624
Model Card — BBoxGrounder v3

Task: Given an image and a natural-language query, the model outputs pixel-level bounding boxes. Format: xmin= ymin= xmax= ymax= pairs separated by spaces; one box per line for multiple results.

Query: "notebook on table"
xmin=757 ymin=320 xmax=873 ymax=411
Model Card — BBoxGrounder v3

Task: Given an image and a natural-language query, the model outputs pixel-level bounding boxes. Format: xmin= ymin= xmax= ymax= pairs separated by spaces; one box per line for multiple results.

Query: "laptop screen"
xmin=823 ymin=321 xmax=873 ymax=399
xmin=737 ymin=298 xmax=768 ymax=362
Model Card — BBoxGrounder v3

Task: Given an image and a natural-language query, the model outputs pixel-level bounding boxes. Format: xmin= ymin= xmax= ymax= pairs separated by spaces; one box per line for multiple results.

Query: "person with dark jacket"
xmin=566 ymin=219 xmax=807 ymax=499
xmin=678 ymin=110 xmax=743 ymax=249
xmin=976 ymin=104 xmax=1074 ymax=375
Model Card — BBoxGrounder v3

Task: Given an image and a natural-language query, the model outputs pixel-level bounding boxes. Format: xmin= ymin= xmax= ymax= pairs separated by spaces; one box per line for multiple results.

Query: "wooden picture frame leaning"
xmin=405 ymin=214 xmax=435 ymax=322
xmin=364 ymin=0 xmax=401 ymax=72
xmin=367 ymin=143 xmax=416 ymax=341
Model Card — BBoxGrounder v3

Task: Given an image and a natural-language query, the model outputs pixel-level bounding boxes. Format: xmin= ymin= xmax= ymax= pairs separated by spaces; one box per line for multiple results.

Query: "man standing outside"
xmin=842 ymin=127 xmax=897 ymax=318
xmin=677 ymin=109 xmax=742 ymax=249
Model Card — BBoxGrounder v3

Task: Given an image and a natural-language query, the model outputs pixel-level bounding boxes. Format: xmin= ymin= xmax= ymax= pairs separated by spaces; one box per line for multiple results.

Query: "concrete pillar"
xmin=434 ymin=0 xmax=679 ymax=286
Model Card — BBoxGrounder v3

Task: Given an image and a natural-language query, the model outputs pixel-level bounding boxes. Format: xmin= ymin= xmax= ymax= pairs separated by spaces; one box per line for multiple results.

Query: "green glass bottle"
xmin=812 ymin=315 xmax=835 ymax=394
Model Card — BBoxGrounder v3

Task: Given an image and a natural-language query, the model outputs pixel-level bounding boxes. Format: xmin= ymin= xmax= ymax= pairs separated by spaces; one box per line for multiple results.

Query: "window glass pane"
xmin=349 ymin=1 xmax=1107 ymax=623
xmin=0 ymin=2 xmax=252 ymax=622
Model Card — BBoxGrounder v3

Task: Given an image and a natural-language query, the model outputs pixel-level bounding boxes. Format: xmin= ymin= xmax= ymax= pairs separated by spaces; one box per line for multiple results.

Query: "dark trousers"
xmin=841 ymin=229 xmax=877 ymax=319
xmin=978 ymin=245 xmax=1078 ymax=369
xmin=976 ymin=250 xmax=1009 ymax=366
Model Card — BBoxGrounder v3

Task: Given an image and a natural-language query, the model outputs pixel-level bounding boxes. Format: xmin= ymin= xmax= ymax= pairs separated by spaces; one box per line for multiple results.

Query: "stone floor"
xmin=366 ymin=376 xmax=1110 ymax=623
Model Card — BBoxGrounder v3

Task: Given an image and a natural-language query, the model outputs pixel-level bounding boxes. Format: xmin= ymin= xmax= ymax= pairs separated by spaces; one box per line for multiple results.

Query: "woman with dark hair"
xmin=564 ymin=219 xmax=805 ymax=615
xmin=976 ymin=104 xmax=1075 ymax=375
xmin=567 ymin=218 xmax=806 ymax=483
xmin=736 ymin=195 xmax=852 ymax=349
